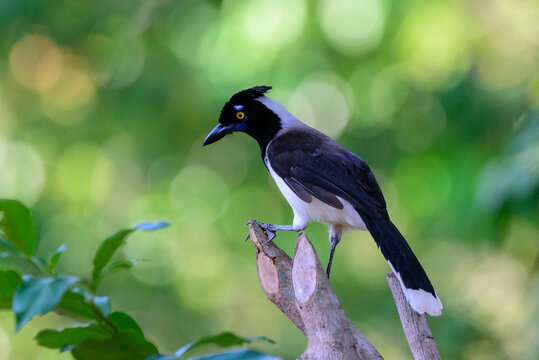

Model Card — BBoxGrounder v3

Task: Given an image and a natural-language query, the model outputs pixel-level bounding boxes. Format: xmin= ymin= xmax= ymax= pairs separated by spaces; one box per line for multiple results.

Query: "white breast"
xmin=265 ymin=157 xmax=367 ymax=232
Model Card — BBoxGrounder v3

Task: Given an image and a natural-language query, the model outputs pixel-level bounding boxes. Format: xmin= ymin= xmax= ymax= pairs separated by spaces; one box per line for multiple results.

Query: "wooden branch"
xmin=248 ymin=222 xmax=382 ymax=360
xmin=248 ymin=222 xmax=441 ymax=360
xmin=249 ymin=223 xmax=306 ymax=335
xmin=386 ymin=272 xmax=441 ymax=360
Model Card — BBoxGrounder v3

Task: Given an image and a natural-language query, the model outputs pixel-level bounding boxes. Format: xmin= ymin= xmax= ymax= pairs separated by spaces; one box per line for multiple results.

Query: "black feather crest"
xmin=236 ymin=85 xmax=272 ymax=99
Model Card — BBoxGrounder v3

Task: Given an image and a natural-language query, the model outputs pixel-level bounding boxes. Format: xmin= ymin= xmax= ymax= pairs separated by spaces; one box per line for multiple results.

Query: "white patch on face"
xmin=265 ymin=155 xmax=367 ymax=233
xmin=388 ymin=261 xmax=443 ymax=316
xmin=256 ymin=96 xmax=305 ymax=128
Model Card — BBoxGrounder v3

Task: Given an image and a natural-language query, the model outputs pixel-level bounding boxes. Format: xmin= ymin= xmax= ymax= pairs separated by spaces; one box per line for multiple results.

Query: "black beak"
xmin=202 ymin=123 xmax=235 ymax=146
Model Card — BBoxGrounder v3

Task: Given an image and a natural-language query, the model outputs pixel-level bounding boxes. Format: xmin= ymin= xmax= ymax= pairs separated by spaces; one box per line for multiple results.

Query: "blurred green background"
xmin=0 ymin=0 xmax=538 ymax=359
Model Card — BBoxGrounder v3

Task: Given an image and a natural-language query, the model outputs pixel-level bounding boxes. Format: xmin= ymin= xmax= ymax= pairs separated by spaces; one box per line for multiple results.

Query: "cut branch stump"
xmin=247 ymin=221 xmax=441 ymax=360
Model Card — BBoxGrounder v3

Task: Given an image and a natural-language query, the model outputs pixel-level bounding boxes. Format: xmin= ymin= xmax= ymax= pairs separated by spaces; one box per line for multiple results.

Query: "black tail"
xmin=363 ymin=216 xmax=442 ymax=316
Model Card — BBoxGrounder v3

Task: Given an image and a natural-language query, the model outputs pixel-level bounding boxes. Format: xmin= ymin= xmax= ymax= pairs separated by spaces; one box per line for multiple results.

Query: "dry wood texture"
xmin=386 ymin=272 xmax=442 ymax=360
xmin=247 ymin=221 xmax=441 ymax=360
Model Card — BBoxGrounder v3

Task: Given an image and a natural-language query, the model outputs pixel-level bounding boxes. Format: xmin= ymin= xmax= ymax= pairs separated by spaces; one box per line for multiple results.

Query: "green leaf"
xmin=94 ymin=259 xmax=138 ymax=288
xmin=47 ymin=244 xmax=68 ymax=272
xmin=13 ymin=275 xmax=80 ymax=331
xmin=0 ymin=237 xmax=22 ymax=255
xmin=92 ymin=221 xmax=169 ymax=287
xmin=56 ymin=289 xmax=100 ymax=321
xmin=107 ymin=312 xmax=143 ymax=335
xmin=190 ymin=349 xmax=280 ymax=360
xmin=35 ymin=324 xmax=112 ymax=349
xmin=92 ymin=229 xmax=134 ymax=285
xmin=71 ymin=333 xmax=158 ymax=360
xmin=0 ymin=199 xmax=36 ymax=257
xmin=0 ymin=270 xmax=22 ymax=308
xmin=173 ymin=332 xmax=275 ymax=358
xmin=146 ymin=349 xmax=279 ymax=360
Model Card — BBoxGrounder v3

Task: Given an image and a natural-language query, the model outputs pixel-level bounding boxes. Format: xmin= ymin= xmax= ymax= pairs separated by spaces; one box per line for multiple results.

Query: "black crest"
xmin=229 ymin=86 xmax=272 ymax=103
xmin=239 ymin=85 xmax=272 ymax=98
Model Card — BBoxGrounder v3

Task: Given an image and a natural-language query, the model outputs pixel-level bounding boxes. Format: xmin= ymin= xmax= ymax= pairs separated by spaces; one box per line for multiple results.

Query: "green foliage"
xmin=1 ymin=0 xmax=538 ymax=357
xmin=92 ymin=220 xmax=169 ymax=289
xmin=151 ymin=332 xmax=276 ymax=359
xmin=0 ymin=270 xmax=22 ymax=308
xmin=47 ymin=244 xmax=68 ymax=272
xmin=151 ymin=349 xmax=280 ymax=360
xmin=56 ymin=289 xmax=103 ymax=321
xmin=0 ymin=199 xmax=36 ymax=257
xmin=175 ymin=332 xmax=276 ymax=358
xmin=92 ymin=229 xmax=134 ymax=287
xmin=0 ymin=199 xmax=276 ymax=359
xmin=36 ymin=325 xmax=112 ymax=349
xmin=71 ymin=333 xmax=158 ymax=360
xmin=190 ymin=349 xmax=280 ymax=360
xmin=13 ymin=275 xmax=80 ymax=331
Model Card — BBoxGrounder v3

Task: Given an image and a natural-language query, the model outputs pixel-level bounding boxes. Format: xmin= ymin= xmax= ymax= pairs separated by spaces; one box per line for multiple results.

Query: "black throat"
xmin=244 ymin=101 xmax=282 ymax=159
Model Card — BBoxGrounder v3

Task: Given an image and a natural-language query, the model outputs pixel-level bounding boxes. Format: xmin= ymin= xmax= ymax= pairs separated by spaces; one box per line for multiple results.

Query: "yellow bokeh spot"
xmin=46 ymin=66 xmax=95 ymax=110
xmin=9 ymin=34 xmax=63 ymax=91
xmin=319 ymin=0 xmax=386 ymax=56
xmin=396 ymin=1 xmax=473 ymax=90
xmin=243 ymin=0 xmax=306 ymax=48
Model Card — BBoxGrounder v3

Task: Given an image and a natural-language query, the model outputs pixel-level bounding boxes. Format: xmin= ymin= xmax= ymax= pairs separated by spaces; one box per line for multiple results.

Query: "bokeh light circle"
xmin=288 ymin=75 xmax=351 ymax=138
xmin=9 ymin=34 xmax=62 ymax=91
xmin=318 ymin=0 xmax=385 ymax=56
xmin=396 ymin=1 xmax=472 ymax=90
xmin=0 ymin=141 xmax=45 ymax=205
xmin=243 ymin=0 xmax=306 ymax=48
xmin=170 ymin=164 xmax=229 ymax=224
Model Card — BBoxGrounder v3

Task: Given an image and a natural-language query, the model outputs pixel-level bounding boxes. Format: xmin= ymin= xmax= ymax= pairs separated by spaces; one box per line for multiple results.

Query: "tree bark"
xmin=386 ymin=272 xmax=441 ymax=360
xmin=247 ymin=221 xmax=441 ymax=360
xmin=248 ymin=222 xmax=381 ymax=360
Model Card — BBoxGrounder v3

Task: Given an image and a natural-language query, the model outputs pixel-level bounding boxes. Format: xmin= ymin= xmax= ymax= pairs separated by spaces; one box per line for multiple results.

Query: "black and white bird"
xmin=203 ymin=86 xmax=443 ymax=316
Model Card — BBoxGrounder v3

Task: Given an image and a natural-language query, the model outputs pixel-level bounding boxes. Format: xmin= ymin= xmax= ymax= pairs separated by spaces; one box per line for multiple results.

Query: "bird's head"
xmin=203 ymin=85 xmax=288 ymax=149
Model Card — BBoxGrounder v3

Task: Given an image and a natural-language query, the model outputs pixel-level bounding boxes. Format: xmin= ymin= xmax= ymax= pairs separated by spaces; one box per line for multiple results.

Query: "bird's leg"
xmin=245 ymin=220 xmax=299 ymax=243
xmin=326 ymin=229 xmax=342 ymax=278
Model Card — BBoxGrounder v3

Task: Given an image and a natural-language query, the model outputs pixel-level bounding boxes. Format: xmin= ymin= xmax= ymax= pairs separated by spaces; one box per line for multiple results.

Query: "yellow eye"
xmin=236 ymin=111 xmax=245 ymax=120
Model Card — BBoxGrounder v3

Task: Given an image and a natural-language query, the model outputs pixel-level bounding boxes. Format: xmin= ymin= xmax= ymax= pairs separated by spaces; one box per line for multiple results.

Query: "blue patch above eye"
xmin=233 ymin=105 xmax=244 ymax=111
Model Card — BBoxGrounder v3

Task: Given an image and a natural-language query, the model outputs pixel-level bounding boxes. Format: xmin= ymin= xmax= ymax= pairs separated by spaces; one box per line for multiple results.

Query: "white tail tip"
xmin=388 ymin=261 xmax=443 ymax=316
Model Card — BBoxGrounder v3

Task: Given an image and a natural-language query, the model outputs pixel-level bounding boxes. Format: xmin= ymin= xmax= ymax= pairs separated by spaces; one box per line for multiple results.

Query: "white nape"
xmin=388 ymin=261 xmax=443 ymax=316
xmin=256 ymin=96 xmax=305 ymax=128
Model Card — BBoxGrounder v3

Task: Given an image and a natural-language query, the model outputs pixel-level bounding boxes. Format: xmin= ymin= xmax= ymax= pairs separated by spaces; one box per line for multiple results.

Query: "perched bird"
xmin=203 ymin=86 xmax=442 ymax=316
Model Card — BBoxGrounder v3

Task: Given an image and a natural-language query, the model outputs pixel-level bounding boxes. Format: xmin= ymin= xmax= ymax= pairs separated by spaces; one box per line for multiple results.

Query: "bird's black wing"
xmin=267 ymin=128 xmax=388 ymax=219
xmin=267 ymin=128 xmax=442 ymax=311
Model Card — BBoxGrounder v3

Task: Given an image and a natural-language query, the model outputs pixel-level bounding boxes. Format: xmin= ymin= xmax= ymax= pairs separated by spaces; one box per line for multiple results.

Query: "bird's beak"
xmin=202 ymin=123 xmax=235 ymax=146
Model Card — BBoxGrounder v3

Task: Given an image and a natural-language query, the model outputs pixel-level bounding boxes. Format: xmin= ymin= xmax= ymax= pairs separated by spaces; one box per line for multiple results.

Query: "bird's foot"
xmin=244 ymin=220 xmax=277 ymax=243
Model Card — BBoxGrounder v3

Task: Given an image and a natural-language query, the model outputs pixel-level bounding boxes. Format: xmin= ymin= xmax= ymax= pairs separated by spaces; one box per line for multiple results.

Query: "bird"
xmin=202 ymin=85 xmax=443 ymax=316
